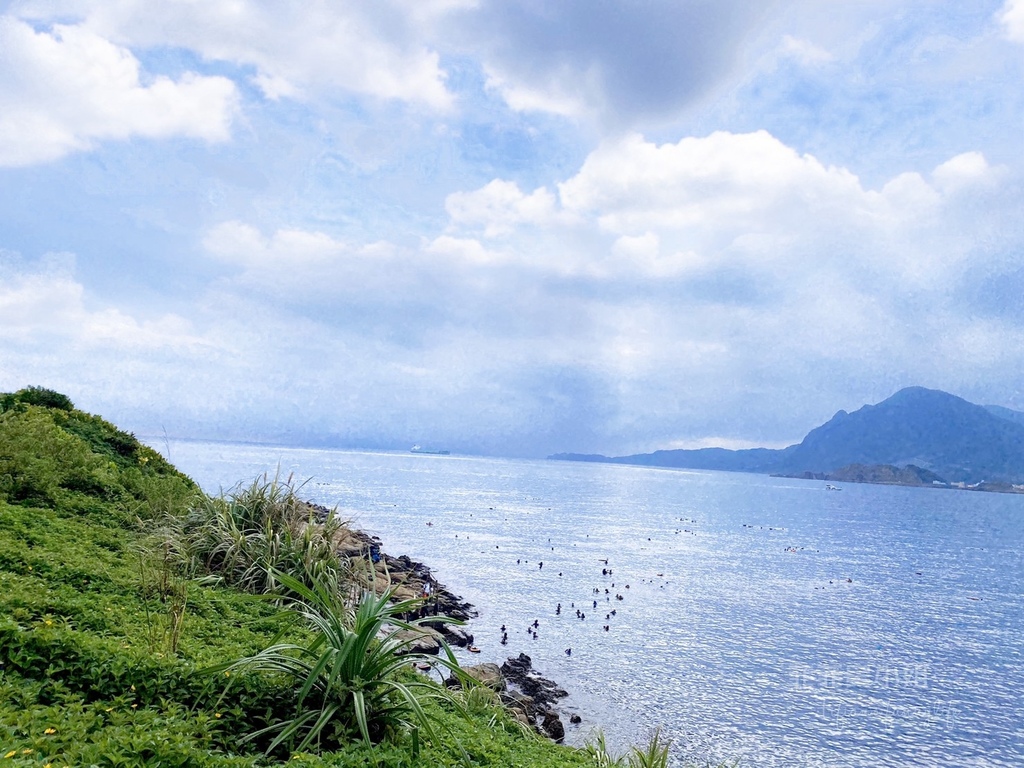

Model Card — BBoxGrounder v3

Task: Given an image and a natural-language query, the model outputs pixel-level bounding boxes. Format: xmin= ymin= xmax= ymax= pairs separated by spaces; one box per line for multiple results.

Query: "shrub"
xmin=210 ymin=569 xmax=469 ymax=757
xmin=0 ymin=386 xmax=74 ymax=412
xmin=181 ymin=473 xmax=347 ymax=595
xmin=0 ymin=408 xmax=112 ymax=504
xmin=627 ymin=729 xmax=670 ymax=768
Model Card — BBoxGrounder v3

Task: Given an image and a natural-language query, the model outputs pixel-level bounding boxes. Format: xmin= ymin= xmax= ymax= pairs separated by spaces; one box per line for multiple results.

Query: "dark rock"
xmin=499 ymin=691 xmax=536 ymax=717
xmin=541 ymin=711 xmax=565 ymax=742
xmin=433 ymin=624 xmax=474 ymax=647
xmin=569 ymin=713 xmax=582 ymax=724
xmin=316 ymin=516 xmax=580 ymax=742
xmin=324 ymin=520 xmax=476 ymax=641
xmin=500 ymin=653 xmax=569 ymax=712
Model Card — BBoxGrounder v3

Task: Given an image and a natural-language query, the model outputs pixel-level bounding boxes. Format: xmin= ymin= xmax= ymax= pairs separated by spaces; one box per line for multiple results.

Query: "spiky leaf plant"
xmin=627 ymin=728 xmax=671 ymax=768
xmin=584 ymin=729 xmax=626 ymax=767
xmin=211 ymin=568 xmax=469 ymax=757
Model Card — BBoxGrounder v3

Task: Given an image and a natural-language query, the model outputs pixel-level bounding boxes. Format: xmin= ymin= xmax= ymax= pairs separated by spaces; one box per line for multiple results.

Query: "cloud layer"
xmin=0 ymin=17 xmax=237 ymax=166
xmin=2 ymin=2 xmax=1024 ymax=457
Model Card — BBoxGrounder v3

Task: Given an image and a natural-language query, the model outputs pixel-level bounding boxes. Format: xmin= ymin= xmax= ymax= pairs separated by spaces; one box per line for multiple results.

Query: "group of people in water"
xmin=492 ymin=556 xmax=632 ymax=657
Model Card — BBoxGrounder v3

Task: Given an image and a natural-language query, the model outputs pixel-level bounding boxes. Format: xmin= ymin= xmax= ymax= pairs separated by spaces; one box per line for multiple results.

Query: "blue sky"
xmin=2 ymin=0 xmax=1023 ymax=457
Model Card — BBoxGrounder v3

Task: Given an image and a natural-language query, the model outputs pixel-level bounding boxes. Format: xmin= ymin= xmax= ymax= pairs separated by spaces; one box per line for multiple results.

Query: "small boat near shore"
xmin=411 ymin=444 xmax=450 ymax=455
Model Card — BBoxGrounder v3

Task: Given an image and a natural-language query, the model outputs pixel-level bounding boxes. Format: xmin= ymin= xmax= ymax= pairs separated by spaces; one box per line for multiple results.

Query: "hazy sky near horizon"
xmin=2 ymin=0 xmax=1024 ymax=457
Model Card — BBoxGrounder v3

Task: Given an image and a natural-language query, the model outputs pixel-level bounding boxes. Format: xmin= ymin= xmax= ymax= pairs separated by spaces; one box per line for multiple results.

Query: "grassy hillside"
xmin=0 ymin=388 xmax=602 ymax=767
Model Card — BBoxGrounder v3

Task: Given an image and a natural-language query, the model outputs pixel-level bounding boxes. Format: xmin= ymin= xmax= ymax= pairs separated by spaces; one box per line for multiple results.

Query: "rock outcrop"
xmin=460 ymin=662 xmax=505 ymax=691
xmin=447 ymin=653 xmax=573 ymax=742
xmin=390 ymin=627 xmax=443 ymax=656
xmin=319 ymin=515 xmax=476 ymax=647
xmin=500 ymin=653 xmax=569 ymax=710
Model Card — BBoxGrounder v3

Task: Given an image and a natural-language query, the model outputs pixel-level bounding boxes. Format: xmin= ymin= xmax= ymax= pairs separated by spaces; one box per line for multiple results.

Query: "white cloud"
xmin=0 ymin=16 xmax=237 ymax=166
xmin=931 ymin=151 xmax=1000 ymax=192
xmin=606 ymin=233 xmax=705 ymax=279
xmin=611 ymin=232 xmax=660 ymax=260
xmin=0 ymin=256 xmax=206 ymax=350
xmin=435 ymin=131 xmax=1012 ymax=296
xmin=557 ymin=131 xmax=865 ymax=236
xmin=482 ymin=64 xmax=596 ymax=118
xmin=420 ymin=129 xmax=1024 ymax=450
xmin=203 ymin=221 xmax=414 ymax=301
xmin=999 ymin=0 xmax=1024 ymax=43
xmin=14 ymin=0 xmax=453 ymax=108
xmin=204 ymin=220 xmax=350 ymax=270
xmin=426 ymin=235 xmax=504 ymax=265
xmin=445 ymin=179 xmax=563 ymax=236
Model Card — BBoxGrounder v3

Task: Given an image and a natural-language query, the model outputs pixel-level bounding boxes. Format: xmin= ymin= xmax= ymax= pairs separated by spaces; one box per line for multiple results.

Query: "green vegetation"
xmin=582 ymin=729 xmax=680 ymax=768
xmin=0 ymin=387 xmax=727 ymax=767
xmin=179 ymin=473 xmax=348 ymax=595
xmin=213 ymin=570 xmax=469 ymax=755
xmin=0 ymin=387 xmax=602 ymax=766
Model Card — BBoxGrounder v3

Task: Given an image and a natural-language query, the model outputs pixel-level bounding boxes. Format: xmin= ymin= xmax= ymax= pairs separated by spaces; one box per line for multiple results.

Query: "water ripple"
xmin=166 ymin=443 xmax=1024 ymax=768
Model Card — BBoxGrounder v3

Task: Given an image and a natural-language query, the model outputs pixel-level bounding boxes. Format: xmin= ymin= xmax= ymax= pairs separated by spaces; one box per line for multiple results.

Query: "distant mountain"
xmin=985 ymin=404 xmax=1024 ymax=429
xmin=550 ymin=446 xmax=792 ymax=472
xmin=777 ymin=387 xmax=1024 ymax=482
xmin=611 ymin=446 xmax=791 ymax=473
xmin=548 ymin=453 xmax=610 ymax=463
xmin=550 ymin=387 xmax=1024 ymax=483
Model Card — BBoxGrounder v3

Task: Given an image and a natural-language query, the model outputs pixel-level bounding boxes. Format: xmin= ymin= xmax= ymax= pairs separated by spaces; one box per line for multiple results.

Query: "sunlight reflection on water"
xmin=163 ymin=441 xmax=1024 ymax=768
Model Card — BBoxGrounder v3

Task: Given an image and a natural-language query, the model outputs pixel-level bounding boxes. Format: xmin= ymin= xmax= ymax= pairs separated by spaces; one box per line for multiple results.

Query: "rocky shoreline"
xmin=309 ymin=502 xmax=577 ymax=740
xmin=447 ymin=653 xmax=574 ymax=742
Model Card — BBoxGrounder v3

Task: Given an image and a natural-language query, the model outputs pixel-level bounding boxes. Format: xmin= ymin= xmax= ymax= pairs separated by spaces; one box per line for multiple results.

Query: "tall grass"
xmin=181 ymin=472 xmax=347 ymax=594
xmin=136 ymin=534 xmax=191 ymax=655
xmin=584 ymin=730 xmax=625 ymax=767
xmin=627 ymin=728 xmax=670 ymax=768
xmin=584 ymin=728 xmax=678 ymax=768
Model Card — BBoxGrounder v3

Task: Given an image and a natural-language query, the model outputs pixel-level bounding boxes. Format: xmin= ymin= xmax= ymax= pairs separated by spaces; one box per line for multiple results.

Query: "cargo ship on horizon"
xmin=410 ymin=444 xmax=450 ymax=455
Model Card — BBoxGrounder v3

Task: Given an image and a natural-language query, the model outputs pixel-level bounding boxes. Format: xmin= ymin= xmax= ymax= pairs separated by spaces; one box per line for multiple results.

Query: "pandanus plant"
xmin=212 ymin=568 xmax=470 ymax=757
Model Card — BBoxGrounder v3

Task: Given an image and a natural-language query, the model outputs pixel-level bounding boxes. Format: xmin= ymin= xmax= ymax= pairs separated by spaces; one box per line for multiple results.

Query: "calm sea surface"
xmin=160 ymin=440 xmax=1024 ymax=768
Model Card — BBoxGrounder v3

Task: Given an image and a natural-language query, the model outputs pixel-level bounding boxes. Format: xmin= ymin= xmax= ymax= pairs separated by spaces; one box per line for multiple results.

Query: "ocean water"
xmin=161 ymin=440 xmax=1024 ymax=768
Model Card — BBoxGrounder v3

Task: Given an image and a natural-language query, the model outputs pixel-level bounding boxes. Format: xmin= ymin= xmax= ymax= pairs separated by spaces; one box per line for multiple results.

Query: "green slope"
xmin=0 ymin=388 xmax=594 ymax=767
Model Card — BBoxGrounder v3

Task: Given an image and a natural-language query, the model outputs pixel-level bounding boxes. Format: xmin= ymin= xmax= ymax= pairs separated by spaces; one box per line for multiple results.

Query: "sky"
xmin=1 ymin=0 xmax=1024 ymax=458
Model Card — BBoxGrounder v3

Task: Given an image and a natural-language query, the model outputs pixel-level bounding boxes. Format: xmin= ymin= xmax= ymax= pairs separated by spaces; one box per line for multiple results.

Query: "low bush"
xmin=180 ymin=472 xmax=347 ymax=595
xmin=210 ymin=569 xmax=471 ymax=756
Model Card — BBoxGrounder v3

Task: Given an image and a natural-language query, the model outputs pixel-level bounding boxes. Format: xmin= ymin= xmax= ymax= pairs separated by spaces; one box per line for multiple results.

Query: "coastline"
xmin=309 ymin=501 xmax=577 ymax=742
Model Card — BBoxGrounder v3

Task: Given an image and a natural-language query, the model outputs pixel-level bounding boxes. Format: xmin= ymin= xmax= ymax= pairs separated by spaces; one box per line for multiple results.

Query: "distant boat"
xmin=825 ymin=484 xmax=842 ymax=491
xmin=410 ymin=445 xmax=450 ymax=455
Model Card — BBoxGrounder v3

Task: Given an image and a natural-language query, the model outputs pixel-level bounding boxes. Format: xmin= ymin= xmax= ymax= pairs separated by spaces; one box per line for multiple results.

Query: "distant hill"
xmin=551 ymin=387 xmax=1024 ymax=483
xmin=617 ymin=446 xmax=793 ymax=472
xmin=986 ymin=404 xmax=1024 ymax=428
xmin=550 ymin=446 xmax=792 ymax=472
xmin=783 ymin=463 xmax=946 ymax=486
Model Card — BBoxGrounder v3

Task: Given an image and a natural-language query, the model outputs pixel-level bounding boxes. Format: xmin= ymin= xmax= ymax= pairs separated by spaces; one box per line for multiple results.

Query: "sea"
xmin=159 ymin=440 xmax=1024 ymax=768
